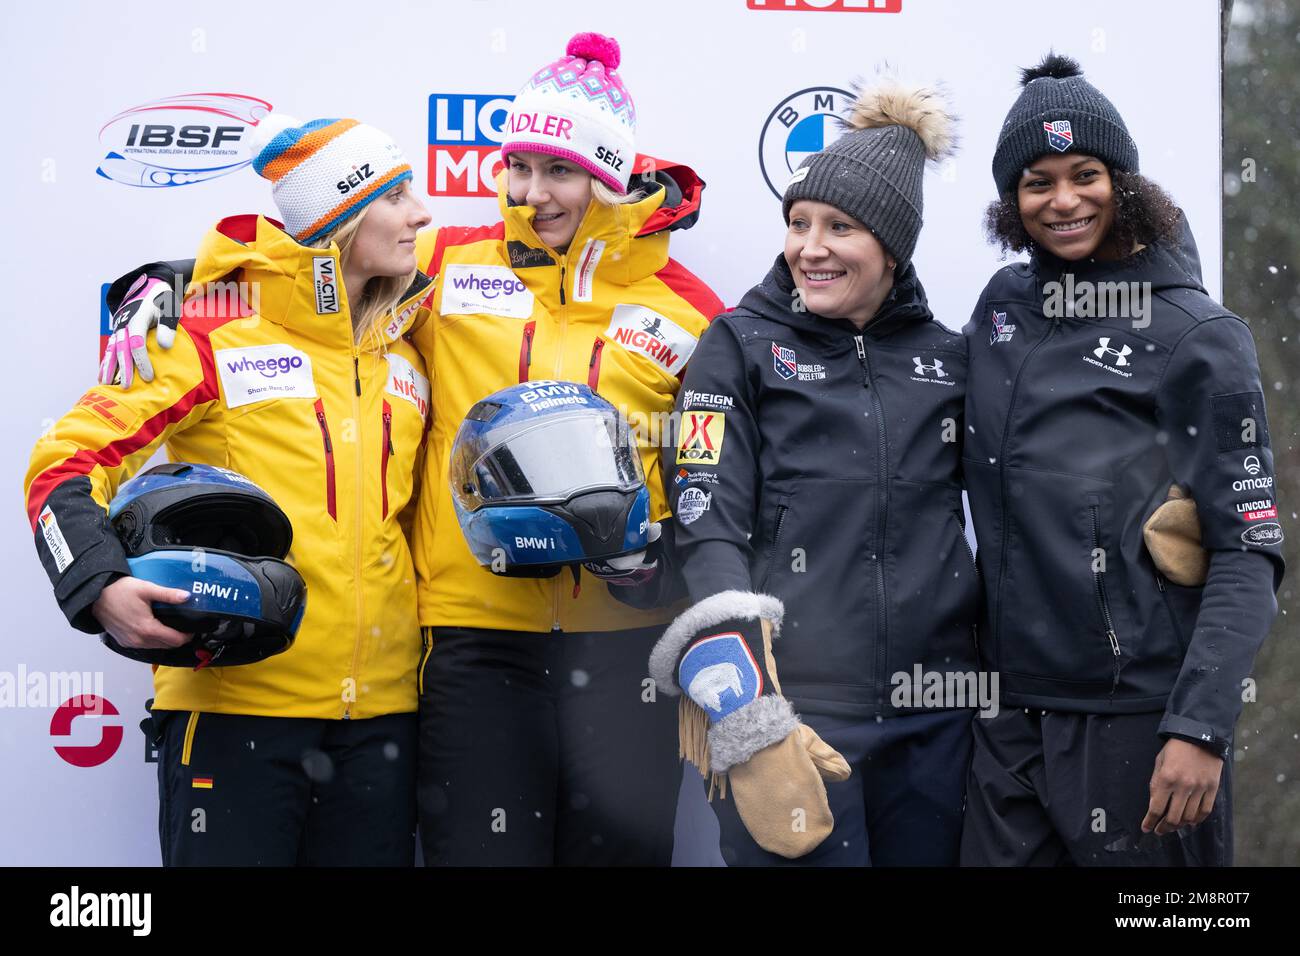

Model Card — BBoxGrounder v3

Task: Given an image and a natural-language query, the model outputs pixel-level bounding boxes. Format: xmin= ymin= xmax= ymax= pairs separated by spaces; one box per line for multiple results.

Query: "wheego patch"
xmin=677 ymin=411 xmax=725 ymax=465
xmin=385 ymin=353 xmax=430 ymax=419
xmin=215 ymin=345 xmax=317 ymax=409
xmin=440 ymin=264 xmax=534 ymax=319
xmin=679 ymin=632 xmax=763 ymax=721
xmin=606 ymin=305 xmax=696 ymax=376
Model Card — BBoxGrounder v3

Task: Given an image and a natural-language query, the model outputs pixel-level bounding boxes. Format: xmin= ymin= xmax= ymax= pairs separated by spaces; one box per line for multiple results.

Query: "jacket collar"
xmin=189 ymin=214 xmax=433 ymax=346
xmin=739 ymin=254 xmax=934 ymax=344
xmin=495 ymin=157 xmax=706 ymax=293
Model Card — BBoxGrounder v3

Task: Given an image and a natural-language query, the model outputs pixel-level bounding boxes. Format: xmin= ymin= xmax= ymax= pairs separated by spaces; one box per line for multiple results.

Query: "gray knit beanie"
xmin=782 ymin=80 xmax=956 ymax=268
xmin=992 ymin=52 xmax=1138 ymax=197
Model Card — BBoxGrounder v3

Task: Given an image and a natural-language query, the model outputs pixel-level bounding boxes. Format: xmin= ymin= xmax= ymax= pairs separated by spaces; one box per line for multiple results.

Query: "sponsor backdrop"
xmin=0 ymin=0 xmax=1221 ymax=865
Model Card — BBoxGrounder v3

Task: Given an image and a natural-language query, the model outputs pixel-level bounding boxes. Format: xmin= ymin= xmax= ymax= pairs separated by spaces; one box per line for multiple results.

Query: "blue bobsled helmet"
xmin=105 ymin=462 xmax=307 ymax=667
xmin=449 ymin=381 xmax=651 ymax=576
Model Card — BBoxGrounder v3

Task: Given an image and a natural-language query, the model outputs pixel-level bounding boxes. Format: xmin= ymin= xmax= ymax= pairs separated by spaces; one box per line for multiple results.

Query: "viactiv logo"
xmin=427 ymin=93 xmax=513 ymax=196
xmin=51 ymin=695 xmax=123 ymax=768
xmin=225 ymin=353 xmax=305 ymax=378
xmin=97 ymin=93 xmax=273 ymax=188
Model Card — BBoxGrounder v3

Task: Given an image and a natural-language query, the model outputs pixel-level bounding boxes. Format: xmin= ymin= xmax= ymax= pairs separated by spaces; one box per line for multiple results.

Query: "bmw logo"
xmin=758 ymin=87 xmax=853 ymax=199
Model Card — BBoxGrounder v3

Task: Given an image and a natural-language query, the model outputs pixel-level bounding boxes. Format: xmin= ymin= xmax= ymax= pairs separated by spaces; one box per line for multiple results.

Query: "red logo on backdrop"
xmin=747 ymin=0 xmax=903 ymax=11
xmin=427 ymin=94 xmax=514 ymax=197
xmin=50 ymin=695 xmax=123 ymax=767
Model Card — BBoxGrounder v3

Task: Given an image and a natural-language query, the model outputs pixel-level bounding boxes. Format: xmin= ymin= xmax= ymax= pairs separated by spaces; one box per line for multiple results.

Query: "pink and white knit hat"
xmin=501 ymin=32 xmax=637 ymax=193
xmin=250 ymin=114 xmax=413 ymax=244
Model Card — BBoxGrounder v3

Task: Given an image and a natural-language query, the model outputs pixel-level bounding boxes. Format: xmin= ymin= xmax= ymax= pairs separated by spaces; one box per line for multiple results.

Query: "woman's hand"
xmin=92 ymin=576 xmax=193 ymax=649
xmin=1142 ymin=737 xmax=1224 ymax=835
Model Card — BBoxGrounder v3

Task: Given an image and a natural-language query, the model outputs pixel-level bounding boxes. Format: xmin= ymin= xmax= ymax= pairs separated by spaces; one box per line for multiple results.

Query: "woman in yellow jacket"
xmin=92 ymin=33 xmax=724 ymax=866
xmin=24 ymin=116 xmax=434 ymax=865
xmin=410 ymin=33 xmax=724 ymax=865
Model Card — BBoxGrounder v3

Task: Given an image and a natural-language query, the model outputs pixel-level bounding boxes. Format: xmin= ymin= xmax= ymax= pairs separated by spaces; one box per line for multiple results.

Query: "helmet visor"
xmin=454 ymin=411 xmax=643 ymax=511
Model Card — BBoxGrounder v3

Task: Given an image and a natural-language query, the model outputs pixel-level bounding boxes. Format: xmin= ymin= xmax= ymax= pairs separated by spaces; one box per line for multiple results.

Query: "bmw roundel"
xmin=758 ymin=87 xmax=852 ymax=200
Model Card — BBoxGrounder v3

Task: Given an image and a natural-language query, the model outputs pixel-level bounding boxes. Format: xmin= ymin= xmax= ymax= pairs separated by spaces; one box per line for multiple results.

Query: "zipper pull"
xmin=384 ymin=411 xmax=394 ymax=454
xmin=1154 ymin=571 xmax=1166 ymax=592
xmin=353 ymin=356 xmax=361 ymax=396
xmin=854 ymin=335 xmax=869 ymax=387
xmin=1107 ymin=630 xmax=1120 ymax=656
xmin=316 ymin=410 xmax=332 ymax=452
xmin=559 ymin=267 xmax=567 ymax=306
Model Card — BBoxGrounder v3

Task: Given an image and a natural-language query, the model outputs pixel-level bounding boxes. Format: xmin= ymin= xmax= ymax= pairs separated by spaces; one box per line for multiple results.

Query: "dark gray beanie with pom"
xmin=992 ymin=53 xmax=1138 ymax=197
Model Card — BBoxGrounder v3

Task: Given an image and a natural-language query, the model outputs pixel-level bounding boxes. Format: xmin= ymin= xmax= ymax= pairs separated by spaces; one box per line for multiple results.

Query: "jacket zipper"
xmin=381 ymin=401 xmax=393 ymax=520
xmin=417 ymin=628 xmax=434 ymax=696
xmin=346 ymin=346 xmax=366 ymax=718
xmin=993 ymin=312 xmax=1061 ymax=662
xmin=551 ymin=265 xmax=569 ymax=631
xmin=762 ymin=503 xmax=789 ymax=589
xmin=518 ymin=320 xmax=536 ymax=383
xmin=588 ymin=338 xmax=605 ymax=392
xmin=314 ymin=399 xmax=337 ymax=520
xmin=856 ymin=334 xmax=890 ymax=713
xmin=1089 ymin=504 xmax=1122 ymax=696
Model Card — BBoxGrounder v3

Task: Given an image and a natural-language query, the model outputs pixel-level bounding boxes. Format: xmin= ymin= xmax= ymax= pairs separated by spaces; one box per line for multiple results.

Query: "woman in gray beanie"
xmin=960 ymin=53 xmax=1282 ymax=866
xmin=649 ymin=79 xmax=983 ymax=865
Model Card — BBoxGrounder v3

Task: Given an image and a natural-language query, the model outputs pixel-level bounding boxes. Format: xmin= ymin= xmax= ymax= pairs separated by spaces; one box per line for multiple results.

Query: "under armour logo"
xmin=913 ymin=357 xmax=947 ymax=378
xmin=1093 ymin=337 xmax=1132 ymax=366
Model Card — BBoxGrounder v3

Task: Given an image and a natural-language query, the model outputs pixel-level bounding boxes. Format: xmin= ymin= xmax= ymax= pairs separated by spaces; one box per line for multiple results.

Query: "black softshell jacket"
xmin=962 ymin=218 xmax=1284 ymax=755
xmin=671 ymin=256 xmax=980 ymax=719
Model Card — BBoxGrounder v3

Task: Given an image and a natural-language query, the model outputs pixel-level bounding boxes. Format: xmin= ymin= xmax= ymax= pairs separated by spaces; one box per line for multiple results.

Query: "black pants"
xmin=418 ymin=625 xmax=680 ymax=866
xmin=960 ymin=708 xmax=1233 ymax=866
xmin=711 ymin=708 xmax=974 ymax=866
xmin=153 ymin=709 xmax=417 ymax=866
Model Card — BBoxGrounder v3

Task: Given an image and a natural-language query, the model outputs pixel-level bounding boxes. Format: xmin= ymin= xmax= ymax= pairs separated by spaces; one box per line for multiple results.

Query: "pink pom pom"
xmin=566 ymin=32 xmax=620 ymax=70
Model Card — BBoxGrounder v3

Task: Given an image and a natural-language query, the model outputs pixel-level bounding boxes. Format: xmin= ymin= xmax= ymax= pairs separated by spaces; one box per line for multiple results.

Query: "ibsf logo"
xmin=97 ymin=93 xmax=273 ymax=188
xmin=747 ymin=0 xmax=903 ymax=10
xmin=759 ymin=87 xmax=853 ymax=199
xmin=427 ymin=93 xmax=514 ymax=196
xmin=50 ymin=695 xmax=123 ymax=768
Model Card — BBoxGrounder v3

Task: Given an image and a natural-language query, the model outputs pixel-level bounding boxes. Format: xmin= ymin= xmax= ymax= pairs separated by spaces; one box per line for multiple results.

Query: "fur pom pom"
xmin=842 ymin=80 xmax=957 ymax=163
xmin=1019 ymin=51 xmax=1083 ymax=87
xmin=566 ymin=32 xmax=621 ymax=70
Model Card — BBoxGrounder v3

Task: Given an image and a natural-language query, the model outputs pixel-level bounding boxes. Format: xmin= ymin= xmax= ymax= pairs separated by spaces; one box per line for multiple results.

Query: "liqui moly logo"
xmin=427 ymin=93 xmax=513 ymax=196
xmin=747 ymin=0 xmax=903 ymax=11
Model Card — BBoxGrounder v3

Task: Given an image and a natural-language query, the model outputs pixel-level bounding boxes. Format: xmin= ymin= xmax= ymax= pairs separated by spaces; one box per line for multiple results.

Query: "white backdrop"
xmin=0 ymin=0 xmax=1222 ymax=866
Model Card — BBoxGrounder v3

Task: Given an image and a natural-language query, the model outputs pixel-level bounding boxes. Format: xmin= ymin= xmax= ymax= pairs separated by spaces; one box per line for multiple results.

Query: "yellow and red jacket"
xmin=410 ymin=159 xmax=724 ymax=633
xmin=25 ymin=214 xmax=434 ymax=719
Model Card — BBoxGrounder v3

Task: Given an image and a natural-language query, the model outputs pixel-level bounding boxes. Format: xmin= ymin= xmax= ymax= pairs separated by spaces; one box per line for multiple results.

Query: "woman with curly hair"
xmin=960 ymin=53 xmax=1283 ymax=866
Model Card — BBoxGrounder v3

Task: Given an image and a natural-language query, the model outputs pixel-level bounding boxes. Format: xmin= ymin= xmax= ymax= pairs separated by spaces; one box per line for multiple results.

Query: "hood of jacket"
xmin=188 ymin=214 xmax=434 ymax=347
xmin=737 ymin=253 xmax=935 ymax=345
xmin=496 ymin=155 xmax=706 ymax=288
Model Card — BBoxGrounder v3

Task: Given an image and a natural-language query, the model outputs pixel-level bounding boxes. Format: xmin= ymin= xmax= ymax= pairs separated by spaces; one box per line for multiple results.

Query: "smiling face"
xmin=506 ymin=150 xmax=594 ymax=253
xmin=1016 ymin=154 xmax=1118 ymax=260
xmin=345 ymin=180 xmax=431 ymax=280
xmin=784 ymin=200 xmax=896 ymax=329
